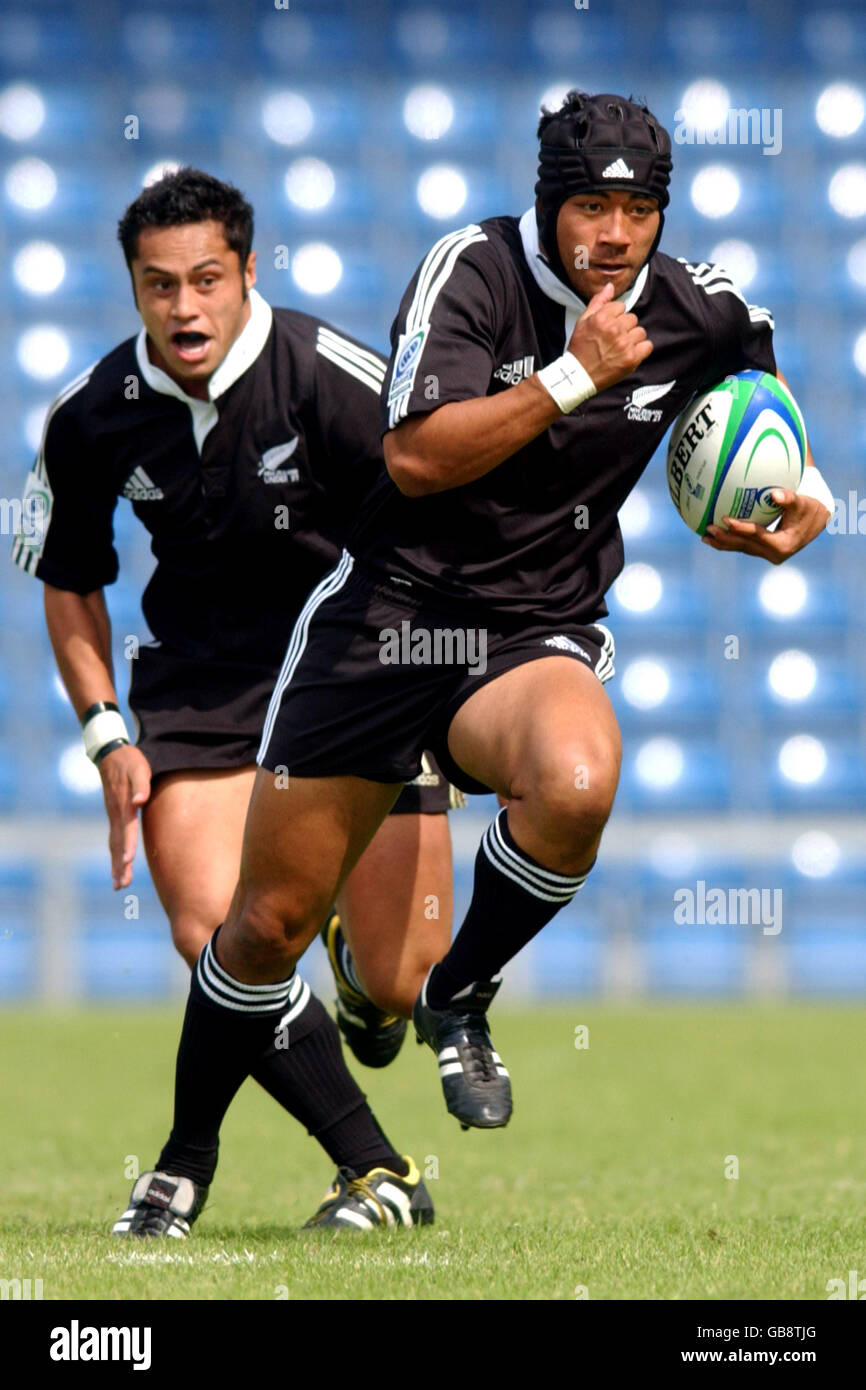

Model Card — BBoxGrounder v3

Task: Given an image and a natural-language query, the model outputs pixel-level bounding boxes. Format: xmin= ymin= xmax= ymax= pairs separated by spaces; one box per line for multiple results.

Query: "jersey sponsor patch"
xmin=387 ymin=327 xmax=427 ymax=406
xmin=493 ymin=355 xmax=535 ymax=386
xmin=624 ymin=379 xmax=676 ymax=423
xmin=258 ymin=438 xmax=300 ymax=483
xmin=121 ymin=467 xmax=164 ymax=501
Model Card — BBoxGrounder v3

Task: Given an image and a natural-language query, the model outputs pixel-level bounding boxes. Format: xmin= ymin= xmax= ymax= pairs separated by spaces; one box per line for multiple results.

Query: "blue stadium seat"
xmin=0 ymin=741 xmax=22 ymax=812
xmin=767 ymin=738 xmax=866 ymax=812
xmin=643 ymin=924 xmax=747 ymax=995
xmin=787 ymin=926 xmax=866 ymax=994
xmin=0 ymin=863 xmax=38 ymax=997
xmin=617 ymin=738 xmax=734 ymax=813
xmin=606 ymin=564 xmax=710 ymax=635
xmin=754 ymin=656 xmax=863 ymax=720
xmin=75 ymin=858 xmax=171 ymax=996
xmin=531 ymin=916 xmax=605 ymax=996
xmin=607 ymin=655 xmax=723 ymax=732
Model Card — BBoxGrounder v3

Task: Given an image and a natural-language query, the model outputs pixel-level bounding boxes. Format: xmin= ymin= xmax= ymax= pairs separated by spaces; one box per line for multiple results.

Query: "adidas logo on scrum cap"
xmin=602 ymin=158 xmax=634 ymax=179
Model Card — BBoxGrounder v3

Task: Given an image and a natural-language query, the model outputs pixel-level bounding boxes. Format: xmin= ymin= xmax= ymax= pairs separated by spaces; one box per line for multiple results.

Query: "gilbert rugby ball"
xmin=666 ymin=370 xmax=806 ymax=535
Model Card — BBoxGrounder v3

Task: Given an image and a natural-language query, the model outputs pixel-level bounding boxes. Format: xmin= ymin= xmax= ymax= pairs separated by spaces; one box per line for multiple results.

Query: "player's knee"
xmin=522 ymin=746 xmax=619 ymax=842
xmin=170 ymin=913 xmax=216 ymax=969
xmin=231 ymin=887 xmax=321 ymax=964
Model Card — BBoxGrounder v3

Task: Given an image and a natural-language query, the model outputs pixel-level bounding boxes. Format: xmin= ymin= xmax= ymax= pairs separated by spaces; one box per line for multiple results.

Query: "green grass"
xmin=1 ymin=1003 xmax=864 ymax=1300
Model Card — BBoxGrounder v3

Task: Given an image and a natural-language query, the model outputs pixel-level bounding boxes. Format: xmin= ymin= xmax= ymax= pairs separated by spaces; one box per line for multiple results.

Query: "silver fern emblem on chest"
xmin=624 ymin=380 xmax=676 ymax=423
xmin=257 ymin=438 xmax=300 ymax=483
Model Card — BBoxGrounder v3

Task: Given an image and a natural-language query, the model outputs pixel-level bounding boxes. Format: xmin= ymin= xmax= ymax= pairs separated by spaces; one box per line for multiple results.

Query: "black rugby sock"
xmin=251 ymin=993 xmax=407 ymax=1177
xmin=157 ymin=934 xmax=406 ymax=1185
xmin=156 ymin=934 xmax=300 ymax=1186
xmin=427 ymin=808 xmax=592 ymax=1007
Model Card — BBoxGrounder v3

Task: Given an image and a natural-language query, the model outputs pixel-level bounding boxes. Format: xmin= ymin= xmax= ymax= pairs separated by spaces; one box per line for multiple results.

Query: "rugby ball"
xmin=666 ymin=370 xmax=806 ymax=535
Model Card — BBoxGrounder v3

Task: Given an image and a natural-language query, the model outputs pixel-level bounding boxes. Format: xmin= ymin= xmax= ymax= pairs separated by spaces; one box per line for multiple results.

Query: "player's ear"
xmin=243 ymin=250 xmax=257 ymax=293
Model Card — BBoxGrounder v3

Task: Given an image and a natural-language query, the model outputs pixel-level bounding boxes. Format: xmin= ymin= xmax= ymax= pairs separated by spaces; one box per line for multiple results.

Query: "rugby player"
xmin=12 ymin=167 xmax=458 ymax=1233
xmin=117 ymin=93 xmax=833 ymax=1229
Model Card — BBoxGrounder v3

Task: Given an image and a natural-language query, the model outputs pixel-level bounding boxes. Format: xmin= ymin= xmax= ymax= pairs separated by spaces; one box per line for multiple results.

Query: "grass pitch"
xmin=1 ymin=1003 xmax=864 ymax=1301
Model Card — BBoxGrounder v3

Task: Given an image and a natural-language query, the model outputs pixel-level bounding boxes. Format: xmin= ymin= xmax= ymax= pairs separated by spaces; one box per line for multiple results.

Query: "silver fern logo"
xmin=624 ymin=380 xmax=676 ymax=423
xmin=258 ymin=438 xmax=299 ymax=484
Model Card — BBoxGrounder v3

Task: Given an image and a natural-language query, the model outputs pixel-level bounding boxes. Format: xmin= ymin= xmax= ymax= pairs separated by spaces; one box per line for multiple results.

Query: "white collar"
xmin=134 ymin=286 xmax=273 ymax=407
xmin=518 ymin=207 xmax=648 ymax=314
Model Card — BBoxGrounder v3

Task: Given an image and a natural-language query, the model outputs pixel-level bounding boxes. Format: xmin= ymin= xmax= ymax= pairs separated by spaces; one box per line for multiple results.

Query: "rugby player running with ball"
xmin=109 ymin=94 xmax=833 ymax=1233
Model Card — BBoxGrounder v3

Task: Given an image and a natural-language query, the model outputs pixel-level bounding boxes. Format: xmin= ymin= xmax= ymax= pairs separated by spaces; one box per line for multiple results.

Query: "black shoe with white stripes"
xmin=112 ymin=1171 xmax=208 ymax=1239
xmin=303 ymin=1156 xmax=434 ymax=1231
xmin=413 ymin=973 xmax=512 ymax=1130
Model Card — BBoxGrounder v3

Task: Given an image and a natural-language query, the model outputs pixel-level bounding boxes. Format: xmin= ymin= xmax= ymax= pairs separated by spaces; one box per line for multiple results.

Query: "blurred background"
xmin=1 ymin=0 xmax=864 ymax=1005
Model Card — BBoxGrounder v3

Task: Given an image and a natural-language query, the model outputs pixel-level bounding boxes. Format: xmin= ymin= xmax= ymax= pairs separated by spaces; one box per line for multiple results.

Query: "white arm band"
xmin=82 ymin=707 xmax=130 ymax=763
xmin=797 ymin=465 xmax=835 ymax=515
xmin=536 ymin=352 xmax=597 ymax=414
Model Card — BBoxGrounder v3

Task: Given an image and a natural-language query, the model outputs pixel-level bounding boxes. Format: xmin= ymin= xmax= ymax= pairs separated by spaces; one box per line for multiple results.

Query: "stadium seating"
xmin=1 ymin=0 xmax=864 ymax=999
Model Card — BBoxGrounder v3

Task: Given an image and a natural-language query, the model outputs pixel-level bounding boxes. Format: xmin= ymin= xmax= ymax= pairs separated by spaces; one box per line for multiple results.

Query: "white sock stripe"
xmin=258 ymin=549 xmax=354 ymax=760
xmin=276 ymin=978 xmax=312 ymax=1031
xmin=199 ymin=940 xmax=295 ymax=998
xmin=439 ymin=1061 xmax=465 ymax=1077
xmin=490 ymin=813 xmax=587 ymax=889
xmin=483 ymin=830 xmax=584 ymax=904
xmin=196 ymin=967 xmax=291 ymax=1013
xmin=196 ymin=945 xmax=295 ymax=1014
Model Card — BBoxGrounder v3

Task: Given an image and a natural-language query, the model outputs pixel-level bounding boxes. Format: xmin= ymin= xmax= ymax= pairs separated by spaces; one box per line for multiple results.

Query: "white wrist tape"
xmin=797 ymin=465 xmax=835 ymax=515
xmin=536 ymin=352 xmax=597 ymax=414
xmin=83 ymin=709 xmax=130 ymax=763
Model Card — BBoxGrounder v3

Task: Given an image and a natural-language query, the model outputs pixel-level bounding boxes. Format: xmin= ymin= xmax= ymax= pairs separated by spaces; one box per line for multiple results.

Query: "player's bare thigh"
xmin=337 ymin=810 xmax=453 ymax=1017
xmin=446 ymin=656 xmax=622 ymax=874
xmin=220 ymin=769 xmax=401 ymax=983
xmin=141 ymin=766 xmax=257 ymax=967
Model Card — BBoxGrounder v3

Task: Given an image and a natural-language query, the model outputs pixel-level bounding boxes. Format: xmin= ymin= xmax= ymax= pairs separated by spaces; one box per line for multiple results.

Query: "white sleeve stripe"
xmin=12 ymin=367 xmax=95 ymax=572
xmin=404 ymin=226 xmax=475 ymax=336
xmin=680 ymin=261 xmax=775 ymax=328
xmin=316 ymin=326 xmax=385 ymax=374
xmin=315 ymin=335 xmax=385 ymax=380
xmin=389 ymin=228 xmax=488 ymax=428
xmin=406 ymin=224 xmax=486 ymax=336
xmin=315 ymin=336 xmax=383 ymax=380
xmin=315 ymin=342 xmax=383 ymax=393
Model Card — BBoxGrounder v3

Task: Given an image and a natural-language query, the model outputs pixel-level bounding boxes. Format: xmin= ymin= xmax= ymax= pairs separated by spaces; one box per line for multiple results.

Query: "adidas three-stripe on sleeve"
xmin=11 ymin=366 xmax=120 ymax=593
xmin=677 ymin=258 xmax=776 ymax=387
xmin=384 ymin=224 xmax=501 ymax=432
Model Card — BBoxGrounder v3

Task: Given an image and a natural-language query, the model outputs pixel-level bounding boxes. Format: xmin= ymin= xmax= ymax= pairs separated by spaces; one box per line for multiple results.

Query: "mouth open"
xmin=171 ymin=330 xmax=211 ymax=363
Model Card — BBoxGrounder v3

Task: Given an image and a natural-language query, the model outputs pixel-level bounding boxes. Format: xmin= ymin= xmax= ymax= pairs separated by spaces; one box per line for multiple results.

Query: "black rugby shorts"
xmin=257 ymin=551 xmax=616 ymax=797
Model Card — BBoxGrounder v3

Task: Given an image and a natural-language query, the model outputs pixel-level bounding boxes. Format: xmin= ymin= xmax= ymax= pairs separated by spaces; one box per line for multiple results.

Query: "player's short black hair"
xmin=537 ymin=89 xmax=651 ymax=140
xmin=117 ymin=167 xmax=254 ymax=270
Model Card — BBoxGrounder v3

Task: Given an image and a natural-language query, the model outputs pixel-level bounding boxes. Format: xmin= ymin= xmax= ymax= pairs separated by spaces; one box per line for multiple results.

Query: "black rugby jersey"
xmin=352 ymin=211 xmax=776 ymax=626
xmin=11 ymin=290 xmax=387 ymax=662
